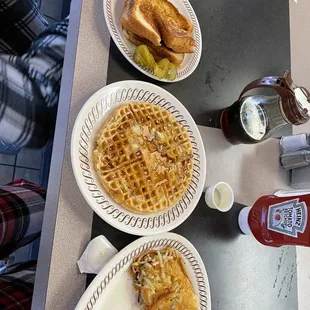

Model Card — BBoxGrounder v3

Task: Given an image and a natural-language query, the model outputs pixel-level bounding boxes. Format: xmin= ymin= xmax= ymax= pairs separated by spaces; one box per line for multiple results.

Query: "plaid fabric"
xmin=0 ymin=179 xmax=44 ymax=309
xmin=0 ymin=19 xmax=68 ymax=148
xmin=0 ymin=0 xmax=49 ymax=55
xmin=0 ymin=179 xmax=46 ymax=259
xmin=0 ymin=260 xmax=36 ymax=310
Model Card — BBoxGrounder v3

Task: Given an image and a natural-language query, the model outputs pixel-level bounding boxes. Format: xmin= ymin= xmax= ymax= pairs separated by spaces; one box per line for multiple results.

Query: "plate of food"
xmin=103 ymin=0 xmax=202 ymax=82
xmin=75 ymin=233 xmax=211 ymax=310
xmin=71 ymin=80 xmax=206 ymax=235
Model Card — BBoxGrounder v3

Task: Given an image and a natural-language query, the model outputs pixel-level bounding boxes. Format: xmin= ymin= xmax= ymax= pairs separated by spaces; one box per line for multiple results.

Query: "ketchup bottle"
xmin=238 ymin=192 xmax=310 ymax=247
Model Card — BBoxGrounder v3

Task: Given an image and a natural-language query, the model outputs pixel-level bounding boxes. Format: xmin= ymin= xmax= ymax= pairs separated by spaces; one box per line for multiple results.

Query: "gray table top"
xmin=87 ymin=2 xmax=297 ymax=308
xmin=32 ymin=0 xmax=298 ymax=309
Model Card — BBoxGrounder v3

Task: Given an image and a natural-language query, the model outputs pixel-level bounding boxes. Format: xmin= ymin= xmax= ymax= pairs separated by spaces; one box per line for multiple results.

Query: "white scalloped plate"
xmin=103 ymin=0 xmax=202 ymax=82
xmin=71 ymin=80 xmax=206 ymax=236
xmin=75 ymin=233 xmax=211 ymax=310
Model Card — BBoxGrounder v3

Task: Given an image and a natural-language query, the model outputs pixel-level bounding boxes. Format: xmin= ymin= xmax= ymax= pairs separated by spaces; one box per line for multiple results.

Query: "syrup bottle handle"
xmin=239 ymin=74 xmax=295 ymax=100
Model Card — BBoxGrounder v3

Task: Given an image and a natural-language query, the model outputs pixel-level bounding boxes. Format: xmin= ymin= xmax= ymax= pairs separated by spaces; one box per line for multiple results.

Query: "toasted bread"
xmin=154 ymin=0 xmax=193 ymax=34
xmin=121 ymin=0 xmax=196 ymax=53
xmin=124 ymin=30 xmax=184 ymax=67
xmin=121 ymin=0 xmax=161 ymax=46
xmin=156 ymin=15 xmax=196 ymax=53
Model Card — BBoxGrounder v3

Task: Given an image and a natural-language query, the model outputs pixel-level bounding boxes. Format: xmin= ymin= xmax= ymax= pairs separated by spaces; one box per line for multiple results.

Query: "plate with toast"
xmin=75 ymin=233 xmax=211 ymax=310
xmin=71 ymin=80 xmax=206 ymax=235
xmin=103 ymin=0 xmax=202 ymax=82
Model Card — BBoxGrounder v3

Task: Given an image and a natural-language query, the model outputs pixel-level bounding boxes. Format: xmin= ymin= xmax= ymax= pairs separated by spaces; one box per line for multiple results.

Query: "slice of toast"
xmin=154 ymin=0 xmax=196 ymax=53
xmin=124 ymin=30 xmax=184 ymax=67
xmin=120 ymin=0 xmax=196 ymax=53
xmin=156 ymin=16 xmax=196 ymax=53
xmin=154 ymin=0 xmax=193 ymax=34
xmin=120 ymin=0 xmax=162 ymax=46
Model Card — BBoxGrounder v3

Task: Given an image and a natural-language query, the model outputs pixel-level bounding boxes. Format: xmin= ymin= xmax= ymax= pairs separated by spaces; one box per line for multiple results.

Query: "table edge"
xmin=31 ymin=0 xmax=84 ymax=308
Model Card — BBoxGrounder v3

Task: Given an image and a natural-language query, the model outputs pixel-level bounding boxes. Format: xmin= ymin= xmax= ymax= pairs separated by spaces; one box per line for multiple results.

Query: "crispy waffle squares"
xmin=93 ymin=103 xmax=193 ymax=214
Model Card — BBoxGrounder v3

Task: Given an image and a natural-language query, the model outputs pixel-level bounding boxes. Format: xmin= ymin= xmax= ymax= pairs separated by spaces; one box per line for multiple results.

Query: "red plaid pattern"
xmin=0 ymin=180 xmax=45 ymax=309
xmin=0 ymin=179 xmax=46 ymax=259
xmin=0 ymin=277 xmax=32 ymax=310
xmin=0 ymin=261 xmax=36 ymax=310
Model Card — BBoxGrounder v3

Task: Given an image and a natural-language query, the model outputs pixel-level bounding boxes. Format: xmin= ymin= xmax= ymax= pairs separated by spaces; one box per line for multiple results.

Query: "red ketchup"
xmin=238 ymin=193 xmax=310 ymax=247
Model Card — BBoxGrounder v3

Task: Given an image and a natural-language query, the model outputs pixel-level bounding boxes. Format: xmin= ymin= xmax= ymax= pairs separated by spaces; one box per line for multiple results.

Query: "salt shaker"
xmin=281 ymin=150 xmax=310 ymax=170
xmin=280 ymin=134 xmax=310 ymax=153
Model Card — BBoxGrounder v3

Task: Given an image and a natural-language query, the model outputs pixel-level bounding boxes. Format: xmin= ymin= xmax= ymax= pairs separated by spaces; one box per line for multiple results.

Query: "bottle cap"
xmin=238 ymin=207 xmax=252 ymax=235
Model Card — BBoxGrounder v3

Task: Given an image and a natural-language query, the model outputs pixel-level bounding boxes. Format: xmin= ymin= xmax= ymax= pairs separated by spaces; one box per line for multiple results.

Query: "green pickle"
xmin=154 ymin=58 xmax=169 ymax=79
xmin=133 ymin=45 xmax=178 ymax=80
xmin=166 ymin=63 xmax=177 ymax=81
xmin=137 ymin=45 xmax=156 ymax=70
xmin=133 ymin=49 xmax=147 ymax=67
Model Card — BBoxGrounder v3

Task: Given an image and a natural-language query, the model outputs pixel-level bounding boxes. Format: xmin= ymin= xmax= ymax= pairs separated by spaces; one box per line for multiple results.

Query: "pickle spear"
xmin=166 ymin=63 xmax=177 ymax=81
xmin=133 ymin=45 xmax=178 ymax=80
xmin=154 ymin=58 xmax=169 ymax=79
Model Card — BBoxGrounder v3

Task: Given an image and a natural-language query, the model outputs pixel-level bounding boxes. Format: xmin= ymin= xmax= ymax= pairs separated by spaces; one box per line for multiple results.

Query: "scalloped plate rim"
xmin=75 ymin=232 xmax=211 ymax=310
xmin=102 ymin=0 xmax=202 ymax=83
xmin=71 ymin=80 xmax=206 ymax=236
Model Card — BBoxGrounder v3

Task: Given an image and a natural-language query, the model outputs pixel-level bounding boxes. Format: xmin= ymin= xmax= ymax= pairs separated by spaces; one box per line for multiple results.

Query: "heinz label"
xmin=267 ymin=199 xmax=308 ymax=238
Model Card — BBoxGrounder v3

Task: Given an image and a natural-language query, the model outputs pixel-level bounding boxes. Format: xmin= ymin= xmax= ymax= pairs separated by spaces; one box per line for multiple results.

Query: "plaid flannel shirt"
xmin=0 ymin=1 xmax=67 ymax=306
xmin=0 ymin=180 xmax=46 ymax=310
xmin=0 ymin=0 xmax=68 ymax=148
xmin=0 ymin=0 xmax=48 ymax=55
xmin=0 ymin=179 xmax=46 ymax=309
xmin=0 ymin=179 xmax=46 ymax=259
xmin=0 ymin=260 xmax=37 ymax=310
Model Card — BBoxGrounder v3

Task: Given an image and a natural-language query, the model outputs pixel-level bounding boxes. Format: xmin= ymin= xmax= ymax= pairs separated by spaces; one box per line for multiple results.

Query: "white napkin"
xmin=77 ymin=235 xmax=118 ymax=274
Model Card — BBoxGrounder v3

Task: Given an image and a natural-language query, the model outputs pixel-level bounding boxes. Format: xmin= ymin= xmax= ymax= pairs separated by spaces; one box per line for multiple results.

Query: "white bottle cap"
xmin=238 ymin=207 xmax=252 ymax=235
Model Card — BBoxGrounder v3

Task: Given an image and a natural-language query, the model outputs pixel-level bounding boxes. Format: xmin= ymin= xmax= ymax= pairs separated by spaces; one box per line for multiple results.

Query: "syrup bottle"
xmin=221 ymin=71 xmax=310 ymax=144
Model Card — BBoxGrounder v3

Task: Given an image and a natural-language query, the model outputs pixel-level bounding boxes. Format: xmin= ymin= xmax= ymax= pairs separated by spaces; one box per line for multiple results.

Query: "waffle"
xmin=93 ymin=102 xmax=193 ymax=214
